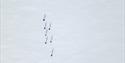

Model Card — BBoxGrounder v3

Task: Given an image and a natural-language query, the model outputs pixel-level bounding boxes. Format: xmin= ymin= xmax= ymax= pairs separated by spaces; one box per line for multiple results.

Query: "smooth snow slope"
xmin=0 ymin=0 xmax=123 ymax=63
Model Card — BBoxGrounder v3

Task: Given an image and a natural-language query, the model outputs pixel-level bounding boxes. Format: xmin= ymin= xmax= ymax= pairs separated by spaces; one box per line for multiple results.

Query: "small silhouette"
xmin=45 ymin=30 xmax=48 ymax=36
xmin=44 ymin=22 xmax=47 ymax=30
xmin=50 ymin=40 xmax=52 ymax=43
xmin=45 ymin=34 xmax=47 ymax=36
xmin=50 ymin=48 xmax=54 ymax=57
xmin=50 ymin=36 xmax=53 ymax=43
xmin=50 ymin=54 xmax=53 ymax=56
xmin=48 ymin=28 xmax=51 ymax=30
xmin=45 ymin=41 xmax=47 ymax=44
xmin=43 ymin=19 xmax=45 ymax=21
xmin=44 ymin=27 xmax=46 ymax=29
xmin=43 ymin=14 xmax=46 ymax=21
xmin=48 ymin=23 xmax=51 ymax=30
xmin=45 ymin=36 xmax=48 ymax=44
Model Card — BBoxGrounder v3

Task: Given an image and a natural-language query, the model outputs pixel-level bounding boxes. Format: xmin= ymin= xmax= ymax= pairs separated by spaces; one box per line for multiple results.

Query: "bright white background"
xmin=1 ymin=0 xmax=124 ymax=63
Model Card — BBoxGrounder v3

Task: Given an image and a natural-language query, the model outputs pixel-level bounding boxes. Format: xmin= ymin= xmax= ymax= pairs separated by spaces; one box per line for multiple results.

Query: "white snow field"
xmin=0 ymin=0 xmax=124 ymax=63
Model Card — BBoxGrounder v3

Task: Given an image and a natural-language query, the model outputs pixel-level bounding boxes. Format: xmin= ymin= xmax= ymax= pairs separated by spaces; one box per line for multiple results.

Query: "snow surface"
xmin=1 ymin=0 xmax=123 ymax=63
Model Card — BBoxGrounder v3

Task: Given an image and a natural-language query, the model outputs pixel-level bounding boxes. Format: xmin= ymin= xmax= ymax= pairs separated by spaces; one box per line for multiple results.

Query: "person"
xmin=43 ymin=14 xmax=46 ymax=21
